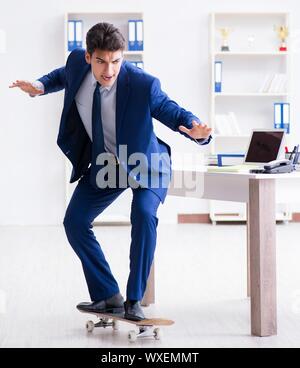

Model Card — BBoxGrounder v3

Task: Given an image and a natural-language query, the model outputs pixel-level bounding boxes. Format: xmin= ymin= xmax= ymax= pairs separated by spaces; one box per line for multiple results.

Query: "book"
xmin=215 ymin=113 xmax=240 ymax=136
xmin=259 ymin=73 xmax=287 ymax=93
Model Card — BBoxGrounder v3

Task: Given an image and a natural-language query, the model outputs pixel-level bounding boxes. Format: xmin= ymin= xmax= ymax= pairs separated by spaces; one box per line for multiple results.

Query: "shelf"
xmin=123 ymin=51 xmax=144 ymax=56
xmin=214 ymin=52 xmax=289 ymax=56
xmin=67 ymin=12 xmax=143 ymax=16
xmin=66 ymin=50 xmax=144 ymax=58
xmin=214 ymin=93 xmax=289 ymax=97
xmin=213 ymin=12 xmax=289 ymax=16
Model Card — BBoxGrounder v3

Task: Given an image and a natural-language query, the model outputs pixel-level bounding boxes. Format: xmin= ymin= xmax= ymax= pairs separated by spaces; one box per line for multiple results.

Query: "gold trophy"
xmin=219 ymin=27 xmax=232 ymax=52
xmin=274 ymin=25 xmax=289 ymax=52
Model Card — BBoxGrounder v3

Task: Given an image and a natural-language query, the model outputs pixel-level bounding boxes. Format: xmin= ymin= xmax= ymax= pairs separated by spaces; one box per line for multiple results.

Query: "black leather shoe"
xmin=76 ymin=293 xmax=125 ymax=314
xmin=124 ymin=300 xmax=145 ymax=321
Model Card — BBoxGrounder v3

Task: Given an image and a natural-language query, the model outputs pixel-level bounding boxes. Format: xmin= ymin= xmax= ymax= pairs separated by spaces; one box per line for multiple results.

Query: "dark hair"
xmin=86 ymin=22 xmax=125 ymax=55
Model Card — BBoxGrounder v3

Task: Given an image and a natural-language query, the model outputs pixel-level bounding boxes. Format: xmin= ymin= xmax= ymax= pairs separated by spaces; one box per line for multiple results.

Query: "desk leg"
xmin=249 ymin=179 xmax=277 ymax=337
xmin=141 ymin=261 xmax=155 ymax=307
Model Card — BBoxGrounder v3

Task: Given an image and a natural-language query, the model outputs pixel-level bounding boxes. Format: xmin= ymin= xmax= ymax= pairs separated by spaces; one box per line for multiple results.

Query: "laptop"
xmin=208 ymin=129 xmax=285 ymax=173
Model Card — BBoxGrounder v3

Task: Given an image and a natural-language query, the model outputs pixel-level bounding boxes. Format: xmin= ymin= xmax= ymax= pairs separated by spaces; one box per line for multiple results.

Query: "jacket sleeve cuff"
xmin=194 ymin=135 xmax=212 ymax=145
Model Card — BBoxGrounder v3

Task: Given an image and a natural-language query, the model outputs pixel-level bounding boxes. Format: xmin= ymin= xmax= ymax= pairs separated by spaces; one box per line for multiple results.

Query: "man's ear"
xmin=85 ymin=51 xmax=91 ymax=64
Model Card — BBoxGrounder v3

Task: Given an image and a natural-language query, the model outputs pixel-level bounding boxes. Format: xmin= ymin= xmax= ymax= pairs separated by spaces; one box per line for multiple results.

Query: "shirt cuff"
xmin=29 ymin=81 xmax=45 ymax=97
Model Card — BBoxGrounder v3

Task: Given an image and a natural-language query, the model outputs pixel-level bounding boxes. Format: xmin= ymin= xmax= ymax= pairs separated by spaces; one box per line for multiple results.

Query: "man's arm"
xmin=9 ymin=66 xmax=66 ymax=97
xmin=37 ymin=66 xmax=66 ymax=95
xmin=149 ymin=78 xmax=212 ymax=145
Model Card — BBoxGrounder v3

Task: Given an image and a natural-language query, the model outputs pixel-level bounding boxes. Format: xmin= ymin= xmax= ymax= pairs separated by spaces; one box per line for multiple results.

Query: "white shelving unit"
xmin=209 ymin=12 xmax=293 ymax=223
xmin=64 ymin=12 xmax=144 ymax=224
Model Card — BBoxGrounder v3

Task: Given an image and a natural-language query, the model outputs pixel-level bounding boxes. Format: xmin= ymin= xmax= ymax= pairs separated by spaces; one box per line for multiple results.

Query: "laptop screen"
xmin=245 ymin=131 xmax=284 ymax=163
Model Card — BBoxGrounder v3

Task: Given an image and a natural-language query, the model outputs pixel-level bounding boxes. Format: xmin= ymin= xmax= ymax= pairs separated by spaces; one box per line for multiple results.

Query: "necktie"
xmin=90 ymin=82 xmax=105 ymax=188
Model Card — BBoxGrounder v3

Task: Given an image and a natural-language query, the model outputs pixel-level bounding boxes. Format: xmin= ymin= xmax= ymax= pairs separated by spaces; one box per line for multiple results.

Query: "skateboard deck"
xmin=79 ymin=310 xmax=174 ymax=342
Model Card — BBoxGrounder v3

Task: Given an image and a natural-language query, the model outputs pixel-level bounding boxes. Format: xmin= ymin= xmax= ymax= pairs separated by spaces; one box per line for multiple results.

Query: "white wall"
xmin=0 ymin=0 xmax=299 ymax=225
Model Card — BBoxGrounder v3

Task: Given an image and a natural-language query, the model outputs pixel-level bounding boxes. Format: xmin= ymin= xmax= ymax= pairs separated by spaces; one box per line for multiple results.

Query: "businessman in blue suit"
xmin=10 ymin=23 xmax=212 ymax=321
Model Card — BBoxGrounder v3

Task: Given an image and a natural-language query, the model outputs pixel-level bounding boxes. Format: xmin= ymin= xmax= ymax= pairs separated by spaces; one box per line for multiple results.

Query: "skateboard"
xmin=79 ymin=310 xmax=174 ymax=342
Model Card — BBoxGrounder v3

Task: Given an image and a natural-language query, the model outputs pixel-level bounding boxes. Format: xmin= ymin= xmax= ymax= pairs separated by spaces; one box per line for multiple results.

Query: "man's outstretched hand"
xmin=179 ymin=121 xmax=212 ymax=140
xmin=9 ymin=80 xmax=43 ymax=96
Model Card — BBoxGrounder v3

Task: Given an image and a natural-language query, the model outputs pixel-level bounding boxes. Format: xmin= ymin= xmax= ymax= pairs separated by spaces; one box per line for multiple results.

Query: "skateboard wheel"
xmin=154 ymin=328 xmax=162 ymax=340
xmin=112 ymin=320 xmax=119 ymax=331
xmin=128 ymin=330 xmax=137 ymax=343
xmin=86 ymin=320 xmax=95 ymax=333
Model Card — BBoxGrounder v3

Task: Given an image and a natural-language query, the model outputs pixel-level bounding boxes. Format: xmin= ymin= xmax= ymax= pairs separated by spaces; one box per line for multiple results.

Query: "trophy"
xmin=219 ymin=28 xmax=232 ymax=52
xmin=274 ymin=25 xmax=289 ymax=52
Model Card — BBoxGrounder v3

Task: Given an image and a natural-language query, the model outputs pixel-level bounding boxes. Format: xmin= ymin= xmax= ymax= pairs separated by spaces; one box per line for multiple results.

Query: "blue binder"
xmin=68 ymin=20 xmax=76 ymax=51
xmin=75 ymin=20 xmax=83 ymax=48
xmin=128 ymin=20 xmax=136 ymax=51
xmin=282 ymin=102 xmax=290 ymax=134
xmin=136 ymin=20 xmax=144 ymax=51
xmin=274 ymin=103 xmax=282 ymax=130
xmin=215 ymin=61 xmax=222 ymax=93
xmin=274 ymin=102 xmax=290 ymax=133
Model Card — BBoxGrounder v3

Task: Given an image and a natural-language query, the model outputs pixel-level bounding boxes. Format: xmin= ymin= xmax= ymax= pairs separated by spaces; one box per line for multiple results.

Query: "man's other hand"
xmin=179 ymin=121 xmax=212 ymax=140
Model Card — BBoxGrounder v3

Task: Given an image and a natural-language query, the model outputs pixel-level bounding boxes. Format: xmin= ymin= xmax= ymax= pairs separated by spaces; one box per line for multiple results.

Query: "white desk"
xmin=143 ymin=168 xmax=300 ymax=337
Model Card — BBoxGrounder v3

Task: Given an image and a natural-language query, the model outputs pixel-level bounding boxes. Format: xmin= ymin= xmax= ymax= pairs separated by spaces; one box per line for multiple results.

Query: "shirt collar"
xmin=91 ymin=71 xmax=117 ymax=93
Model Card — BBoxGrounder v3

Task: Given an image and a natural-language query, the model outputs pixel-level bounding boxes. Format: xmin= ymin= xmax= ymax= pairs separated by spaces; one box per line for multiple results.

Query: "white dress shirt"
xmin=75 ymin=71 xmax=117 ymax=156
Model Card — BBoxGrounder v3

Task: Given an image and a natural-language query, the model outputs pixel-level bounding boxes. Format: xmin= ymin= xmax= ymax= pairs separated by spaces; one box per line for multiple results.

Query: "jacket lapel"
xmin=116 ymin=62 xmax=130 ymax=151
xmin=64 ymin=63 xmax=91 ymax=117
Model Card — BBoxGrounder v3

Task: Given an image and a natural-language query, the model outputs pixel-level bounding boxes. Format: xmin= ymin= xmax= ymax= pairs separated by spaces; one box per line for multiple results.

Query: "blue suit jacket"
xmin=38 ymin=48 xmax=211 ymax=202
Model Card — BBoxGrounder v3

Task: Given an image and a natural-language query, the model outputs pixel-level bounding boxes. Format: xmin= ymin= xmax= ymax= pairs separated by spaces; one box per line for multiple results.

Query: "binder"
xmin=128 ymin=20 xmax=136 ymax=51
xmin=215 ymin=61 xmax=222 ymax=93
xmin=282 ymin=102 xmax=290 ymax=134
xmin=75 ymin=20 xmax=83 ymax=48
xmin=136 ymin=20 xmax=144 ymax=51
xmin=274 ymin=103 xmax=282 ymax=130
xmin=68 ymin=20 xmax=76 ymax=51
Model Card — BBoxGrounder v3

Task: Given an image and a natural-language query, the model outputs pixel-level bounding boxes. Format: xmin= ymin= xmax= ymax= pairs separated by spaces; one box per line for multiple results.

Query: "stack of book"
xmin=205 ymin=154 xmax=219 ymax=166
xmin=215 ymin=112 xmax=241 ymax=136
xmin=259 ymin=73 xmax=287 ymax=93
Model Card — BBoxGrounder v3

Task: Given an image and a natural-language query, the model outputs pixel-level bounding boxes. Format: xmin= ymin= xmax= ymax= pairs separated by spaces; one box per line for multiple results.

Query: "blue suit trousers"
xmin=63 ymin=167 xmax=161 ymax=302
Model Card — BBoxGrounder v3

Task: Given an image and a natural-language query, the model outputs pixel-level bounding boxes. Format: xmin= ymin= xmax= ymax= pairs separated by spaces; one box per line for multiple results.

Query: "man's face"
xmin=85 ymin=49 xmax=123 ymax=87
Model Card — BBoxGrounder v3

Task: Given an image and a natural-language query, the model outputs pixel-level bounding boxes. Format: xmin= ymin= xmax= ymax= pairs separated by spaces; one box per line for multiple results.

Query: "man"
xmin=10 ymin=23 xmax=212 ymax=321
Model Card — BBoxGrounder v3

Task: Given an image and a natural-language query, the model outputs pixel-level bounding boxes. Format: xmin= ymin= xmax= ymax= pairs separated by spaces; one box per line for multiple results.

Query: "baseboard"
xmin=178 ymin=214 xmax=211 ymax=224
xmin=178 ymin=213 xmax=300 ymax=224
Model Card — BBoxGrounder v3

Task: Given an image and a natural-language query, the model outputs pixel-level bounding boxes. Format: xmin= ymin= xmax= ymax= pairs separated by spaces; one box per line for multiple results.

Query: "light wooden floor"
xmin=1 ymin=222 xmax=300 ymax=348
